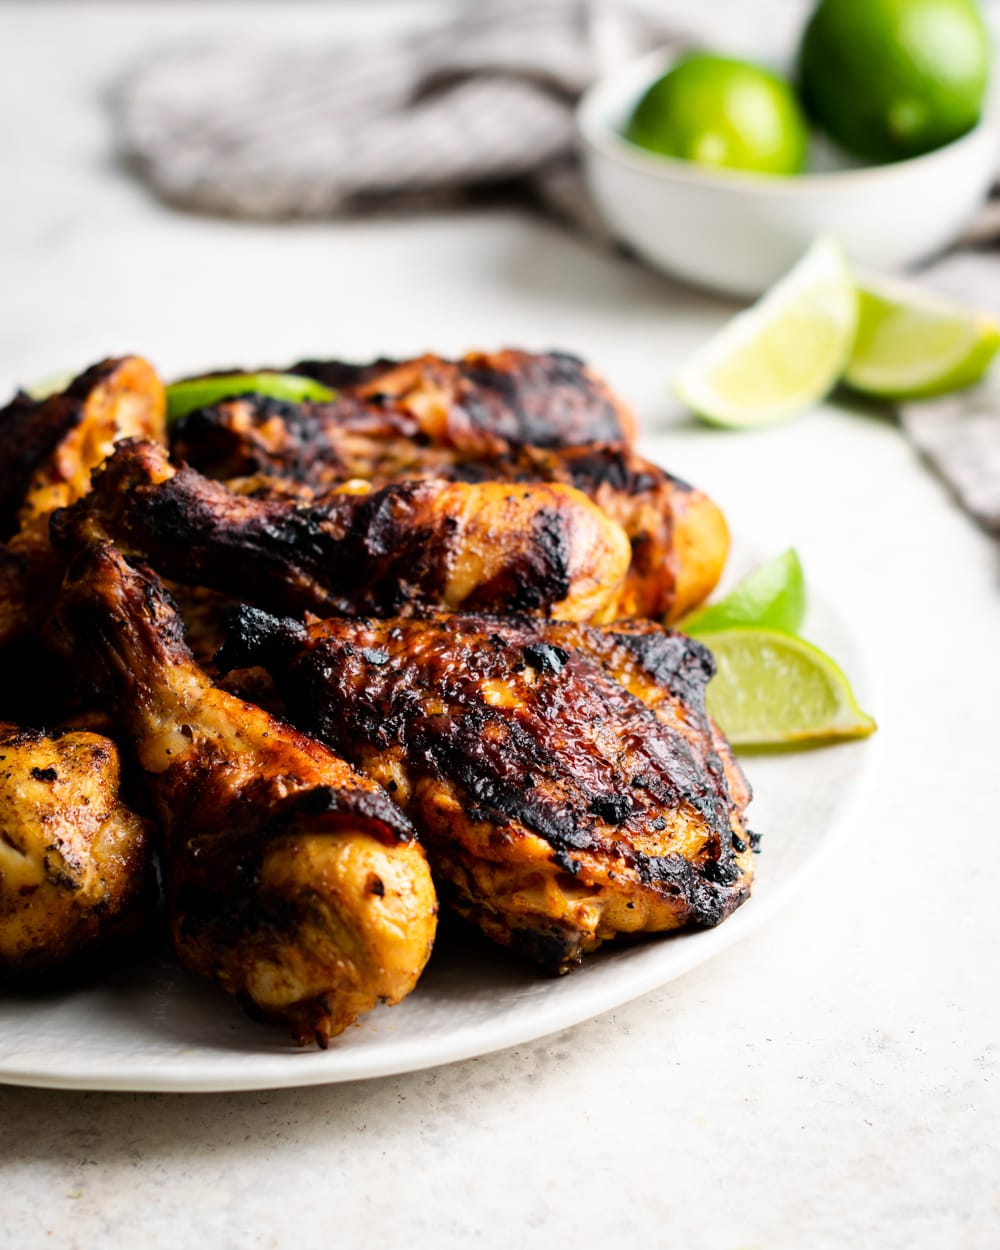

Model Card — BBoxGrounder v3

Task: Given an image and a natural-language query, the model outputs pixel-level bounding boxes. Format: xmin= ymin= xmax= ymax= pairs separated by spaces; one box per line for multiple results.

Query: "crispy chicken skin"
xmin=227 ymin=442 xmax=727 ymax=622
xmin=55 ymin=438 xmax=632 ymax=623
xmin=0 ymin=722 xmax=151 ymax=979
xmin=50 ymin=542 xmax=437 ymax=1044
xmin=295 ymin=348 xmax=637 ymax=446
xmin=0 ymin=532 xmax=63 ymax=656
xmin=13 ymin=357 xmax=166 ymax=528
xmin=0 ymin=357 xmax=166 ymax=651
xmin=442 ymin=444 xmax=729 ymax=622
xmin=162 ymin=582 xmax=246 ymax=672
xmin=170 ymin=394 xmax=726 ymax=622
xmin=219 ymin=609 xmax=754 ymax=973
xmin=172 ymin=349 xmax=635 ymax=481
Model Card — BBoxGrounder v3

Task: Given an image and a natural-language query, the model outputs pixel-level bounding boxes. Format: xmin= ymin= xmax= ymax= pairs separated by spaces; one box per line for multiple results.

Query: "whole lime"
xmin=624 ymin=53 xmax=809 ymax=176
xmin=798 ymin=0 xmax=990 ymax=161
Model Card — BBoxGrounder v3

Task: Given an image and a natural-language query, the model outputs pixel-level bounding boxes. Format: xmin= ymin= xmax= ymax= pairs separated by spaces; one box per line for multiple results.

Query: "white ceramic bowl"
xmin=577 ymin=48 xmax=1000 ymax=298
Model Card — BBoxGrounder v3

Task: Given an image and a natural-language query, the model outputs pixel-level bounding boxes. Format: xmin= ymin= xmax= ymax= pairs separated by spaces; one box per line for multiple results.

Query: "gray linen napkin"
xmin=117 ymin=0 xmax=1000 ymax=534
xmin=118 ymin=0 xmax=674 ymax=222
xmin=899 ymin=251 xmax=1000 ymax=533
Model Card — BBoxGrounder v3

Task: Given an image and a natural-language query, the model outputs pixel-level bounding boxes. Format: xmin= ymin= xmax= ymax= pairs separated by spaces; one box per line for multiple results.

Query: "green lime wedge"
xmin=698 ymin=627 xmax=876 ymax=746
xmin=675 ymin=236 xmax=858 ymax=428
xmin=681 ymin=549 xmax=806 ymax=636
xmin=844 ymin=276 xmax=1000 ymax=400
xmin=166 ymin=372 xmax=336 ymax=424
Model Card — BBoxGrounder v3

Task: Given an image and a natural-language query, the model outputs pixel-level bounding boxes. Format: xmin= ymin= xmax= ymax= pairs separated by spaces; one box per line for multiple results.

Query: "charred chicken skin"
xmin=0 ymin=534 xmax=64 ymax=656
xmin=219 ymin=609 xmax=754 ymax=973
xmin=56 ymin=437 xmax=631 ymax=623
xmin=173 ymin=349 xmax=636 ymax=482
xmin=0 ymin=722 xmax=151 ymax=979
xmin=168 ymin=359 xmax=726 ymax=623
xmin=9 ymin=357 xmax=166 ymax=530
xmin=50 ymin=541 xmax=437 ymax=1045
xmin=295 ymin=349 xmax=637 ymax=447
xmin=0 ymin=357 xmax=165 ymax=650
xmin=440 ymin=444 xmax=729 ymax=622
xmin=177 ymin=406 xmax=726 ymax=622
xmin=0 ymin=344 xmax=753 ymax=1037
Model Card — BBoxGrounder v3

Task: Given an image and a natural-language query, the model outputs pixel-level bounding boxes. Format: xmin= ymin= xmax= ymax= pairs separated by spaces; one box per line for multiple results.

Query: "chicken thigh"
xmin=219 ymin=609 xmax=754 ymax=972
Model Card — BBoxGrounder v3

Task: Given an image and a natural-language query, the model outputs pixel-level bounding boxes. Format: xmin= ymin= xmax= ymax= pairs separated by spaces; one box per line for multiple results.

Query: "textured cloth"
xmin=117 ymin=0 xmax=1000 ymax=533
xmin=118 ymin=0 xmax=673 ymax=221
xmin=899 ymin=251 xmax=1000 ymax=533
xmin=902 ymin=389 xmax=1000 ymax=531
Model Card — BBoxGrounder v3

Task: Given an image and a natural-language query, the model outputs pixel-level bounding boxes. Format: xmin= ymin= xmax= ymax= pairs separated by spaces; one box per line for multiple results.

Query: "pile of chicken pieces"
xmin=0 ymin=350 xmax=756 ymax=1047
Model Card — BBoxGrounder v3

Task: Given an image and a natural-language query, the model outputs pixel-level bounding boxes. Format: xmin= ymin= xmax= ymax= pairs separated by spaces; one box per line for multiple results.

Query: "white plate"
xmin=0 ymin=571 xmax=875 ymax=1093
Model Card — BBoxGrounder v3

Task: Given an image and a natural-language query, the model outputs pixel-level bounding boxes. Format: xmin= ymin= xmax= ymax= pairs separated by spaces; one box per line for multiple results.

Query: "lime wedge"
xmin=844 ymin=275 xmax=1000 ymax=400
xmin=675 ymin=237 xmax=857 ymax=428
xmin=681 ymin=549 xmax=806 ymax=636
xmin=698 ymin=627 xmax=876 ymax=746
xmin=166 ymin=372 xmax=336 ymax=424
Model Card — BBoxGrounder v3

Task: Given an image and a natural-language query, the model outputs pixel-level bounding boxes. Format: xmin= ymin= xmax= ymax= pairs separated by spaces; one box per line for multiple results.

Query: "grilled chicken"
xmin=0 ymin=532 xmax=63 ymax=657
xmin=226 ymin=442 xmax=728 ymax=623
xmin=10 ymin=357 xmax=166 ymax=529
xmin=0 ymin=357 xmax=165 ymax=650
xmin=162 ymin=582 xmax=246 ymax=672
xmin=0 ymin=722 xmax=152 ymax=979
xmin=50 ymin=540 xmax=437 ymax=1044
xmin=55 ymin=437 xmax=632 ymax=623
xmin=218 ymin=609 xmax=754 ymax=973
xmin=295 ymin=350 xmax=636 ymax=446
xmin=169 ymin=382 xmax=726 ymax=622
xmin=0 ymin=345 xmax=752 ymax=1019
xmin=437 ymin=444 xmax=729 ymax=622
xmin=172 ymin=349 xmax=636 ymax=482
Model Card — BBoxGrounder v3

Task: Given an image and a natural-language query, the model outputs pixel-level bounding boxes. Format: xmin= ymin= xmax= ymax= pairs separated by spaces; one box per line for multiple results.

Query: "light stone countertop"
xmin=0 ymin=4 xmax=997 ymax=1248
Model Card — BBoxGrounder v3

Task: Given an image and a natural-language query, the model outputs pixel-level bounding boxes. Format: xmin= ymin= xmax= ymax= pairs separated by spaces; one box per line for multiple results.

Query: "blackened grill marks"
xmin=634 ymin=852 xmax=737 ymax=927
xmin=293 ymin=350 xmax=630 ymax=449
xmin=167 ymin=384 xmax=693 ymax=618
xmin=56 ymin=446 xmax=450 ymax=619
xmin=589 ymin=793 xmax=632 ymax=824
xmin=508 ymin=925 xmax=582 ymax=976
xmin=170 ymin=354 xmax=633 ymax=490
xmin=0 ymin=360 xmax=123 ymax=538
xmin=61 ymin=440 xmax=622 ymax=624
xmin=214 ymin=606 xmax=306 ymax=676
xmin=463 ymin=506 xmax=572 ymax=614
xmin=527 ymin=508 xmax=571 ymax=606
xmin=429 ymin=446 xmax=688 ymax=620
xmin=269 ymin=781 xmax=411 ymax=842
xmin=171 ymin=396 xmax=349 ymax=484
xmin=537 ymin=618 xmax=749 ymax=843
xmin=290 ymin=357 xmax=401 ymax=391
xmin=415 ymin=706 xmax=587 ymax=849
xmin=617 ymin=627 xmax=717 ymax=701
xmin=222 ymin=611 xmax=749 ymax=920
xmin=550 ymin=445 xmax=667 ymax=497
xmin=523 ymin=642 xmax=569 ymax=675
xmin=346 ymin=481 xmax=447 ymax=615
xmin=540 ymin=620 xmax=720 ymax=741
xmin=453 ymin=351 xmax=624 ymax=448
xmin=55 ymin=543 xmax=414 ymax=857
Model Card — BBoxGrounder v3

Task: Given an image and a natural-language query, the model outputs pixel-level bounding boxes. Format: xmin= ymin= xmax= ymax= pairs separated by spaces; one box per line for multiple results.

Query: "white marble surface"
xmin=0 ymin=4 xmax=998 ymax=1248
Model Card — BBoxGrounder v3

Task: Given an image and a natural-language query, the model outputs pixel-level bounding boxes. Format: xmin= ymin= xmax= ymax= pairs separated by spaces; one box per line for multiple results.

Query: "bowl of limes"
xmin=577 ymin=0 xmax=1000 ymax=297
